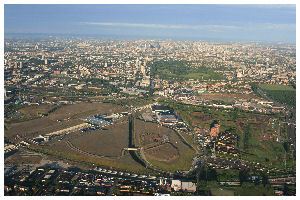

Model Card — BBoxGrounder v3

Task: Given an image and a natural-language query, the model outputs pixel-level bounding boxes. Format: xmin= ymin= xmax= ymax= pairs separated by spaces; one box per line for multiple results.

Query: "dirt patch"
xmin=144 ymin=143 xmax=179 ymax=162
xmin=5 ymin=102 xmax=126 ymax=143
xmin=135 ymin=119 xmax=175 ymax=146
xmin=48 ymin=102 xmax=125 ymax=121
xmin=191 ymin=112 xmax=212 ymax=121
xmin=69 ymin=121 xmax=128 ymax=157
xmin=19 ymin=104 xmax=56 ymax=119
xmin=5 ymin=150 xmax=43 ymax=165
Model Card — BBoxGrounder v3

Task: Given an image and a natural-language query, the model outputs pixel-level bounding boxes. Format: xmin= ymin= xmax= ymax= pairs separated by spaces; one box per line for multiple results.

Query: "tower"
xmin=135 ymin=58 xmax=141 ymax=71
xmin=140 ymin=65 xmax=146 ymax=77
xmin=4 ymin=88 xmax=7 ymax=99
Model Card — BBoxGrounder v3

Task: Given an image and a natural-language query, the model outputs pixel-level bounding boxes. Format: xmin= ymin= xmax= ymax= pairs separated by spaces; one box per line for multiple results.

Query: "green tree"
xmin=239 ymin=168 xmax=250 ymax=184
xmin=261 ymin=172 xmax=269 ymax=187
xmin=243 ymin=125 xmax=251 ymax=150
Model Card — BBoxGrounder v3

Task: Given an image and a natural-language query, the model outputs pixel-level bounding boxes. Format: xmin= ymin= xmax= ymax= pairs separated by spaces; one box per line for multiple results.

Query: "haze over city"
xmin=5 ymin=4 xmax=296 ymax=42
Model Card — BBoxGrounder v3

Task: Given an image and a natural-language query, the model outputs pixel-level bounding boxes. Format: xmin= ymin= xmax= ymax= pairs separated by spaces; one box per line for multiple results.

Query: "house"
xmin=171 ymin=180 xmax=196 ymax=192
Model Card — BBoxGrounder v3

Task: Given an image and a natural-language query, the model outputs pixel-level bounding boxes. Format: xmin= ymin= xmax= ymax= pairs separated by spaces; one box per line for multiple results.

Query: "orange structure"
xmin=210 ymin=123 xmax=220 ymax=138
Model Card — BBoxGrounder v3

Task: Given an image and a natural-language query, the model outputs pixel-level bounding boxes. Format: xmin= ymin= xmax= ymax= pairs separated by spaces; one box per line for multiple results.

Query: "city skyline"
xmin=5 ymin=4 xmax=296 ymax=43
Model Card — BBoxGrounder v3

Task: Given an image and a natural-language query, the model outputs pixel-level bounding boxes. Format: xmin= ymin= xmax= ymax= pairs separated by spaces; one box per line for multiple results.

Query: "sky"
xmin=4 ymin=4 xmax=296 ymax=43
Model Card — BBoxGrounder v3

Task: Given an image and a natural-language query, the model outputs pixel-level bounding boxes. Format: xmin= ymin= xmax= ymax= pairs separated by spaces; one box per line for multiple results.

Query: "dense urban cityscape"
xmin=4 ymin=37 xmax=296 ymax=196
xmin=3 ymin=4 xmax=296 ymax=197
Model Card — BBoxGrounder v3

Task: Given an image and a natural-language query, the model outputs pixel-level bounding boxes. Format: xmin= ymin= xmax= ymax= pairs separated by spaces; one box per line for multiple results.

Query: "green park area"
xmin=209 ymin=182 xmax=274 ymax=196
xmin=150 ymin=60 xmax=224 ymax=81
xmin=253 ymin=84 xmax=296 ymax=107
xmin=159 ymin=99 xmax=294 ymax=171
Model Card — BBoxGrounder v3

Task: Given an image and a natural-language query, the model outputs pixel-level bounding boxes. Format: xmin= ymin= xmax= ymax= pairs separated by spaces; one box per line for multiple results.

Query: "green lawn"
xmin=210 ymin=187 xmax=235 ymax=196
xmin=256 ymin=84 xmax=296 ymax=107
xmin=234 ymin=183 xmax=274 ymax=196
xmin=150 ymin=60 xmax=224 ymax=81
xmin=259 ymin=84 xmax=295 ymax=91
xmin=146 ymin=146 xmax=195 ymax=172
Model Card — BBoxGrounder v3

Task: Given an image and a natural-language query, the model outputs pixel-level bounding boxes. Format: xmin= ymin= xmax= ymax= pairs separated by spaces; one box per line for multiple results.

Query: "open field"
xmin=150 ymin=60 xmax=224 ymax=81
xmin=258 ymin=84 xmax=295 ymax=91
xmin=135 ymin=120 xmax=175 ymax=146
xmin=135 ymin=119 xmax=196 ymax=172
xmin=47 ymin=102 xmax=125 ymax=121
xmin=65 ymin=118 xmax=196 ymax=172
xmin=144 ymin=143 xmax=179 ymax=162
xmin=18 ymin=104 xmax=57 ymax=119
xmin=254 ymin=84 xmax=296 ymax=107
xmin=210 ymin=187 xmax=235 ymax=196
xmin=145 ymin=147 xmax=195 ymax=172
xmin=5 ymin=150 xmax=43 ymax=165
xmin=70 ymin=122 xmax=128 ymax=157
xmin=233 ymin=183 xmax=275 ymax=196
xmin=30 ymin=142 xmax=149 ymax=173
xmin=198 ymin=93 xmax=261 ymax=103
xmin=6 ymin=102 xmax=196 ymax=173
xmin=5 ymin=102 xmax=126 ymax=142
xmin=5 ymin=102 xmax=149 ymax=172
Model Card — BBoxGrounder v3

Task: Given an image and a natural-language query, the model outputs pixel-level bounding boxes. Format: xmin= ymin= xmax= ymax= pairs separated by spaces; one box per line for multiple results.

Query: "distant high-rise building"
xmin=45 ymin=59 xmax=48 ymax=65
xmin=140 ymin=65 xmax=146 ymax=77
xmin=19 ymin=61 xmax=23 ymax=68
xmin=135 ymin=58 xmax=141 ymax=70
xmin=4 ymin=88 xmax=7 ymax=99
xmin=236 ymin=71 xmax=243 ymax=78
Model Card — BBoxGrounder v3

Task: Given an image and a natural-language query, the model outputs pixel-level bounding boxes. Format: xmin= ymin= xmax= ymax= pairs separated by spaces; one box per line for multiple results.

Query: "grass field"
xmin=134 ymin=119 xmax=196 ymax=172
xmin=6 ymin=102 xmax=197 ymax=173
xmin=144 ymin=143 xmax=179 ymax=162
xmin=198 ymin=93 xmax=261 ymax=103
xmin=5 ymin=103 xmax=150 ymax=172
xmin=145 ymin=147 xmax=195 ymax=172
xmin=210 ymin=187 xmax=235 ymax=196
xmin=5 ymin=151 xmax=43 ymax=165
xmin=256 ymin=84 xmax=296 ymax=107
xmin=150 ymin=60 xmax=224 ymax=81
xmin=30 ymin=143 xmax=149 ymax=173
xmin=18 ymin=104 xmax=57 ymax=119
xmin=36 ymin=117 xmax=196 ymax=173
xmin=233 ymin=183 xmax=274 ymax=196
xmin=5 ymin=102 xmax=126 ymax=143
xmin=70 ymin=121 xmax=128 ymax=157
xmin=259 ymin=84 xmax=295 ymax=91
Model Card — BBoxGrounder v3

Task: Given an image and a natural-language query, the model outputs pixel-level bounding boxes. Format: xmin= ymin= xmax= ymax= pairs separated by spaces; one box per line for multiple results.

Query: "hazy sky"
xmin=4 ymin=4 xmax=296 ymax=42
